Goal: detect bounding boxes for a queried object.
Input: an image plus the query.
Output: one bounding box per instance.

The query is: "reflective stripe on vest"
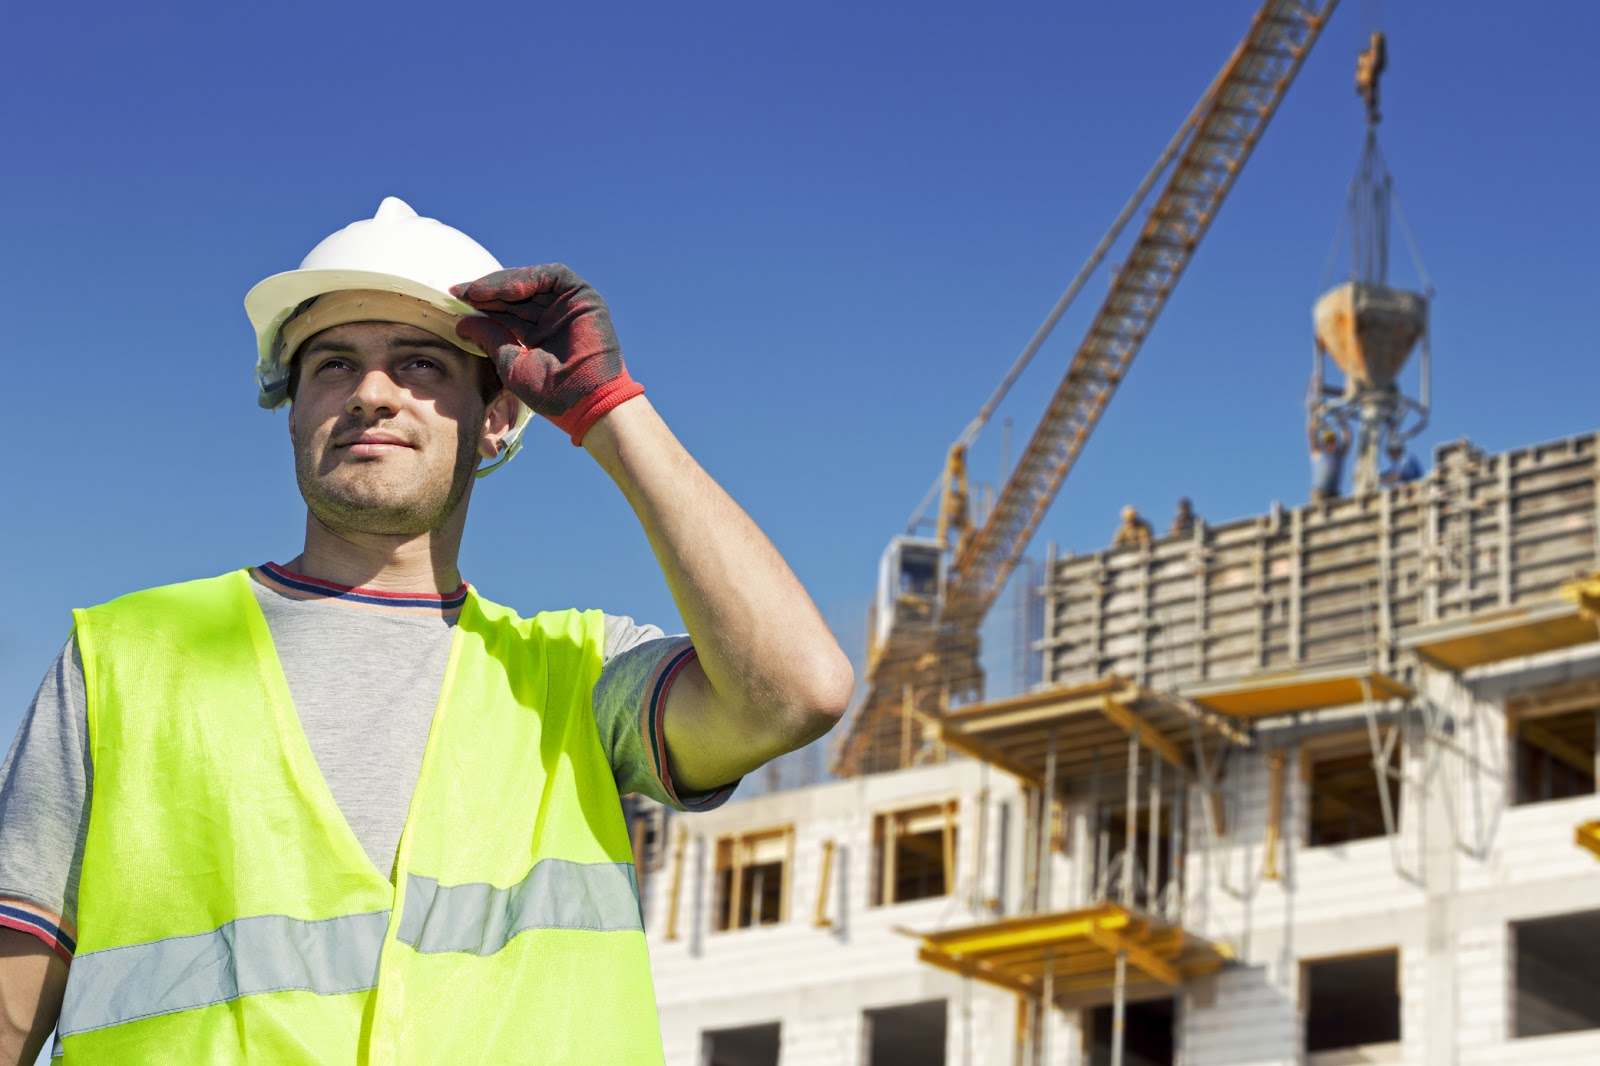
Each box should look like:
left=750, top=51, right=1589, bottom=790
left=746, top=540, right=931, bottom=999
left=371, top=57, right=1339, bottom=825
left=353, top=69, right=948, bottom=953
left=59, top=910, right=389, bottom=1038
left=400, top=860, right=641, bottom=955
left=58, top=860, right=640, bottom=1037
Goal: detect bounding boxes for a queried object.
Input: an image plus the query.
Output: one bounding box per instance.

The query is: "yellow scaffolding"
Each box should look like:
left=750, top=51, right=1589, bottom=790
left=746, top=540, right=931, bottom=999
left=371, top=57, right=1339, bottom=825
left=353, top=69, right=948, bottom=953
left=915, top=902, right=1229, bottom=998
left=1181, top=664, right=1412, bottom=718
left=1577, top=821, right=1600, bottom=861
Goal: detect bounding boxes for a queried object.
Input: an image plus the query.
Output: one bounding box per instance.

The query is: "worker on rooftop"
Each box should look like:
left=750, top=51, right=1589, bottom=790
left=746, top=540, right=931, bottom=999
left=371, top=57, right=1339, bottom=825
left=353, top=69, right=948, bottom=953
left=1310, top=418, right=1350, bottom=503
left=1113, top=505, right=1154, bottom=550
left=1381, top=441, right=1424, bottom=487
left=0, top=198, right=853, bottom=1063
left=1168, top=497, right=1199, bottom=539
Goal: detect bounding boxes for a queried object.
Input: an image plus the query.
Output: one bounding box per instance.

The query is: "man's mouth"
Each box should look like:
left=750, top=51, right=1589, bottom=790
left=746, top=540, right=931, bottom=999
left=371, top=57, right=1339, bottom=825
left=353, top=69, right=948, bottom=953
left=336, top=432, right=414, bottom=457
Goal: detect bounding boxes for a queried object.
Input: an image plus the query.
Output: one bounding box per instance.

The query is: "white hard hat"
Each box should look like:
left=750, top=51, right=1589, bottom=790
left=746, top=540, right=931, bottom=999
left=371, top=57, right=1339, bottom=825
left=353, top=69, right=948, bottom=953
left=245, top=196, right=532, bottom=476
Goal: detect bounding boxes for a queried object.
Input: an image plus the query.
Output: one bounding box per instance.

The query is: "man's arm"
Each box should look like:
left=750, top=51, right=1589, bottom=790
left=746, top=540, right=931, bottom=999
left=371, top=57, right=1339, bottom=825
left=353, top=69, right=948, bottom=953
left=451, top=265, right=854, bottom=792
left=0, top=929, right=65, bottom=1063
left=583, top=397, right=854, bottom=793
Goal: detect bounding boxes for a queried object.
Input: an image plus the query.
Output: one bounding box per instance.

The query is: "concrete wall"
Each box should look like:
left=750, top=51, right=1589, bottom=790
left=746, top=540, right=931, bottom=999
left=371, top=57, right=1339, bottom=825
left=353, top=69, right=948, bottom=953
left=648, top=647, right=1600, bottom=1065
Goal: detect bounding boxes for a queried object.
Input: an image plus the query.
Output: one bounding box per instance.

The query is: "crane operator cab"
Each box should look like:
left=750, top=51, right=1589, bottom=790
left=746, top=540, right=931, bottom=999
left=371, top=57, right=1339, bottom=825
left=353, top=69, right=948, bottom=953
left=874, top=536, right=945, bottom=652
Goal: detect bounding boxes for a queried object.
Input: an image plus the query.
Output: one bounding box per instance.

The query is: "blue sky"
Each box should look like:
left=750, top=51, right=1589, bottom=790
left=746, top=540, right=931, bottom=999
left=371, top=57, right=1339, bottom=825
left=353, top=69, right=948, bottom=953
left=3, top=0, right=1598, bottom=758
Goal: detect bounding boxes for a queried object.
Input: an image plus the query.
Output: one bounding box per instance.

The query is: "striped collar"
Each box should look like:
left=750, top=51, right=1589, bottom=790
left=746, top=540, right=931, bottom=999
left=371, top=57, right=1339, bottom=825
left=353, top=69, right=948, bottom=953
left=251, top=562, right=469, bottom=619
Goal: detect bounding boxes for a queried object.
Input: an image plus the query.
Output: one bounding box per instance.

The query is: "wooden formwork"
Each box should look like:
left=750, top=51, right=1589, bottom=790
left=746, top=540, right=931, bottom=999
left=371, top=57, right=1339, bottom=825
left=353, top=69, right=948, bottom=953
left=1041, top=432, right=1600, bottom=692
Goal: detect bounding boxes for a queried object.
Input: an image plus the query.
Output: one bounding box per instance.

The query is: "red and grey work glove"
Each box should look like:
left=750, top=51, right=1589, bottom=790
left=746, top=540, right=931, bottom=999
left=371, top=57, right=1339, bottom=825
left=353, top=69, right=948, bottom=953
left=451, top=265, right=645, bottom=446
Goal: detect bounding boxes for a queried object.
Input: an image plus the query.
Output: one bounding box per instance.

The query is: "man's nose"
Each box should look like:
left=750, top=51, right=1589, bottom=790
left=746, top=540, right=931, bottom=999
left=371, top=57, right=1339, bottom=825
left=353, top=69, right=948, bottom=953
left=347, top=368, right=403, bottom=418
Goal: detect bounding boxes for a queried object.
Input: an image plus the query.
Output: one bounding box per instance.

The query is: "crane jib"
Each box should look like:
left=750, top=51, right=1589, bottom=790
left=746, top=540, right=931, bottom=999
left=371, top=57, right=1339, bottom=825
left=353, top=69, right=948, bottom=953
left=835, top=0, right=1338, bottom=777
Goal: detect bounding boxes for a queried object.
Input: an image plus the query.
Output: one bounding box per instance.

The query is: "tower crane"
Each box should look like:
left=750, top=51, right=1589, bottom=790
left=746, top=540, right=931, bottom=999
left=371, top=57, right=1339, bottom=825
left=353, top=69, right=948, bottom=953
left=835, top=0, right=1340, bottom=777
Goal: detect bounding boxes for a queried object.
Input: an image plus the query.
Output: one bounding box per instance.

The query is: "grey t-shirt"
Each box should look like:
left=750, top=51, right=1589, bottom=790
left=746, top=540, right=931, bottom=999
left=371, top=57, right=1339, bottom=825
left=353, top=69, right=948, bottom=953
left=0, top=569, right=732, bottom=951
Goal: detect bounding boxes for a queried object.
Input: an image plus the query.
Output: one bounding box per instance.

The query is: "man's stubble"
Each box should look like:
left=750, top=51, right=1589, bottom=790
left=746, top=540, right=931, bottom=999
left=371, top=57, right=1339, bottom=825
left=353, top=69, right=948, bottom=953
left=292, top=410, right=484, bottom=538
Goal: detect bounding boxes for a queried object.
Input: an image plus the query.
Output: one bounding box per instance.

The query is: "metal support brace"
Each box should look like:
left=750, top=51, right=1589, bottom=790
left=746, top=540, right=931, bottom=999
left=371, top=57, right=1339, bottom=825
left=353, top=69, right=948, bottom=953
left=1123, top=734, right=1141, bottom=905
left=1039, top=730, right=1058, bottom=911
left=1360, top=676, right=1422, bottom=886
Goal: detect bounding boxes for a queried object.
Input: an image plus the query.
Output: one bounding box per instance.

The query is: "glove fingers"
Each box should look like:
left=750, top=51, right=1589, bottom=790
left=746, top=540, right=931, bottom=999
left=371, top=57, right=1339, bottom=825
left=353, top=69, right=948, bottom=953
left=454, top=314, right=522, bottom=358
left=452, top=264, right=587, bottom=307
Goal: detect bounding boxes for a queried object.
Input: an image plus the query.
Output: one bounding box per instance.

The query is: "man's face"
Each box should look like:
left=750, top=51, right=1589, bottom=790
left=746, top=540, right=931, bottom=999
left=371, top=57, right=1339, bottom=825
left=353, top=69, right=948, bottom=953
left=287, top=320, right=498, bottom=537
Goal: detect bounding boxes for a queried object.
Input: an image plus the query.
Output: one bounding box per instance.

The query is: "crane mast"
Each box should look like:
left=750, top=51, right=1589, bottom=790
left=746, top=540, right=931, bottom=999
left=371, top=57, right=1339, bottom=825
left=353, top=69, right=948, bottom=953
left=836, top=0, right=1338, bottom=777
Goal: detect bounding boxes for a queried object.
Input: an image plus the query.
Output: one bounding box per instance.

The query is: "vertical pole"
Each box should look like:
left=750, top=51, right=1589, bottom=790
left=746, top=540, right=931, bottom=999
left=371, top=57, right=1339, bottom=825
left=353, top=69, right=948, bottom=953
left=1264, top=750, right=1286, bottom=881
left=1088, top=745, right=1103, bottom=903
left=1123, top=734, right=1140, bottom=905
left=729, top=838, right=745, bottom=930
left=1022, top=789, right=1039, bottom=916
left=1039, top=729, right=1058, bottom=911
left=1147, top=754, right=1163, bottom=909
left=1015, top=996, right=1030, bottom=1066
left=881, top=814, right=898, bottom=908
left=665, top=825, right=687, bottom=941
left=1111, top=950, right=1128, bottom=1066
left=781, top=826, right=795, bottom=922
left=1040, top=948, right=1054, bottom=1066
left=1170, top=771, right=1186, bottom=918
left=944, top=800, right=959, bottom=898
left=901, top=684, right=915, bottom=769
left=972, top=773, right=991, bottom=912
left=815, top=839, right=836, bottom=927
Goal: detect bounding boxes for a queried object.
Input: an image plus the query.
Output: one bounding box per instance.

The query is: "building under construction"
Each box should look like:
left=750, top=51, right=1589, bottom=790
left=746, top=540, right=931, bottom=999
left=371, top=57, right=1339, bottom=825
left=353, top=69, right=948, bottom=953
left=639, top=429, right=1600, bottom=1065
left=628, top=3, right=1600, bottom=1063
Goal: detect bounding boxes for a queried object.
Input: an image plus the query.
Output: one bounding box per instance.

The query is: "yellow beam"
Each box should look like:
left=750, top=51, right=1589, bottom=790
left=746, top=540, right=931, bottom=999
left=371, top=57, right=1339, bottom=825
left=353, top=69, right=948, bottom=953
left=1577, top=820, right=1600, bottom=861
left=937, top=722, right=1044, bottom=786
left=1188, top=671, right=1412, bottom=718
left=1098, top=697, right=1186, bottom=772
left=919, top=906, right=1130, bottom=957
left=1086, top=928, right=1182, bottom=986
left=918, top=946, right=1036, bottom=996
left=814, top=839, right=836, bottom=927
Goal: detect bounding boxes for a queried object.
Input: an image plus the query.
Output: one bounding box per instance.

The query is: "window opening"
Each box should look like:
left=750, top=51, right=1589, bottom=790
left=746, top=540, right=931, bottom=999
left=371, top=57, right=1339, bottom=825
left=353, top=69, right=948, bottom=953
left=1512, top=910, right=1600, bottom=1037
left=1306, top=733, right=1400, bottom=847
left=1085, top=997, right=1175, bottom=1066
left=1303, top=951, right=1400, bottom=1055
left=1511, top=707, right=1596, bottom=806
left=713, top=827, right=791, bottom=931
left=701, top=1021, right=780, bottom=1066
left=865, top=1000, right=947, bottom=1066
left=873, top=801, right=957, bottom=906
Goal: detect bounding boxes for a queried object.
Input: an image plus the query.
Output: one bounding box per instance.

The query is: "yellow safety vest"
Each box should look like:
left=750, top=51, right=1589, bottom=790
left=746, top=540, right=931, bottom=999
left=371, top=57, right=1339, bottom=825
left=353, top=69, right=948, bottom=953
left=57, top=570, right=664, bottom=1064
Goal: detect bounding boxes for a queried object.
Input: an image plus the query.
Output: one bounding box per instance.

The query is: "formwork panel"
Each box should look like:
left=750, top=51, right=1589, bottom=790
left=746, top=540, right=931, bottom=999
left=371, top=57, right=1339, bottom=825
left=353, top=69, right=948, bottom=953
left=1044, top=433, right=1600, bottom=692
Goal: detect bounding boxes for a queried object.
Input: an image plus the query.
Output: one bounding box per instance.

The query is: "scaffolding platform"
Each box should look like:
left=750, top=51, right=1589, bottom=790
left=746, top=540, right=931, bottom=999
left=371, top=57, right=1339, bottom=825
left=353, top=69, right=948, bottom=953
left=1401, top=599, right=1599, bottom=672
left=1180, top=663, right=1412, bottom=718
left=914, top=902, right=1230, bottom=1002
left=935, top=675, right=1247, bottom=795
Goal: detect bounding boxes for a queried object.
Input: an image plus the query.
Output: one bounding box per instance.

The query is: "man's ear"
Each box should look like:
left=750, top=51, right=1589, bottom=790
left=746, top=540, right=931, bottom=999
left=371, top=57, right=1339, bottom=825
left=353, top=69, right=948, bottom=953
left=478, top=390, right=520, bottom=461
left=286, top=403, right=296, bottom=437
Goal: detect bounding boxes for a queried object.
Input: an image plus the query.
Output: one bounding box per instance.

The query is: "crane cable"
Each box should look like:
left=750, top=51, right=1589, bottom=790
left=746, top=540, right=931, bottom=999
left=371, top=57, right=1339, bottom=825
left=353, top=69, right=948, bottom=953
left=905, top=51, right=1231, bottom=535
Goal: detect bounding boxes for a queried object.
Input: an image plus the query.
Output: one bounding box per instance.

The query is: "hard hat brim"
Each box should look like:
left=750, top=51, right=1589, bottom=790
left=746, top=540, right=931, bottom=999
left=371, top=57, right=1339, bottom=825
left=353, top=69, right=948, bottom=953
left=246, top=268, right=481, bottom=369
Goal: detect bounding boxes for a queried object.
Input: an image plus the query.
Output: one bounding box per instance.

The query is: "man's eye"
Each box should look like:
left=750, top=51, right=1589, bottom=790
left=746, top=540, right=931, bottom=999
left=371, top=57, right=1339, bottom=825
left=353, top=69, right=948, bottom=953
left=406, top=357, right=444, bottom=372
left=314, top=357, right=353, bottom=373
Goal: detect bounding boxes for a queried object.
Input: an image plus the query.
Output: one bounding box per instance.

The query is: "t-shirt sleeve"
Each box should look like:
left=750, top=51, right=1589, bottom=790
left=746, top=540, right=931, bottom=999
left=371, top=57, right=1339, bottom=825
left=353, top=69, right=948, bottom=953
left=0, top=636, right=92, bottom=962
left=594, top=616, right=739, bottom=812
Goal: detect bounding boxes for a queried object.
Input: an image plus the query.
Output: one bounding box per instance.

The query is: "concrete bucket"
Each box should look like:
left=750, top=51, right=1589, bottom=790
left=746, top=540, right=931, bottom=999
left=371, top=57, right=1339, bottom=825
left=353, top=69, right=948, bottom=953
left=1313, top=281, right=1427, bottom=396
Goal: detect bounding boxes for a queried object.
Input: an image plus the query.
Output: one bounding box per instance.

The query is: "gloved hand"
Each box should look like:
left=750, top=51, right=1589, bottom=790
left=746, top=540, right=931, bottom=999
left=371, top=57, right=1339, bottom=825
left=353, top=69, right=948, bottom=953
left=451, top=265, right=645, bottom=446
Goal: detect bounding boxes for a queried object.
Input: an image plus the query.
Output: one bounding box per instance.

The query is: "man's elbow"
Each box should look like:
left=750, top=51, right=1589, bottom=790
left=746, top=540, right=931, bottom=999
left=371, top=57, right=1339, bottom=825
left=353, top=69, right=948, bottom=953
left=781, top=648, right=854, bottom=743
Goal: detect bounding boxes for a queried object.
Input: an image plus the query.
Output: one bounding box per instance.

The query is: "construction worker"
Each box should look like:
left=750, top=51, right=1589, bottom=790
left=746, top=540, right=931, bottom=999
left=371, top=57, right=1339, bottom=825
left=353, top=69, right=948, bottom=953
left=1309, top=418, right=1349, bottom=503
left=1168, top=496, right=1198, bottom=539
left=1112, top=505, right=1153, bottom=550
left=0, top=199, right=854, bottom=1063
left=1381, top=441, right=1424, bottom=486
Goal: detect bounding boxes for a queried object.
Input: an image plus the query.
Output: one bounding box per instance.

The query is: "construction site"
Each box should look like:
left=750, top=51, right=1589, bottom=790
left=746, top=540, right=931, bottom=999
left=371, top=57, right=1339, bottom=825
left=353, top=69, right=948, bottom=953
left=625, top=3, right=1600, bottom=1063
